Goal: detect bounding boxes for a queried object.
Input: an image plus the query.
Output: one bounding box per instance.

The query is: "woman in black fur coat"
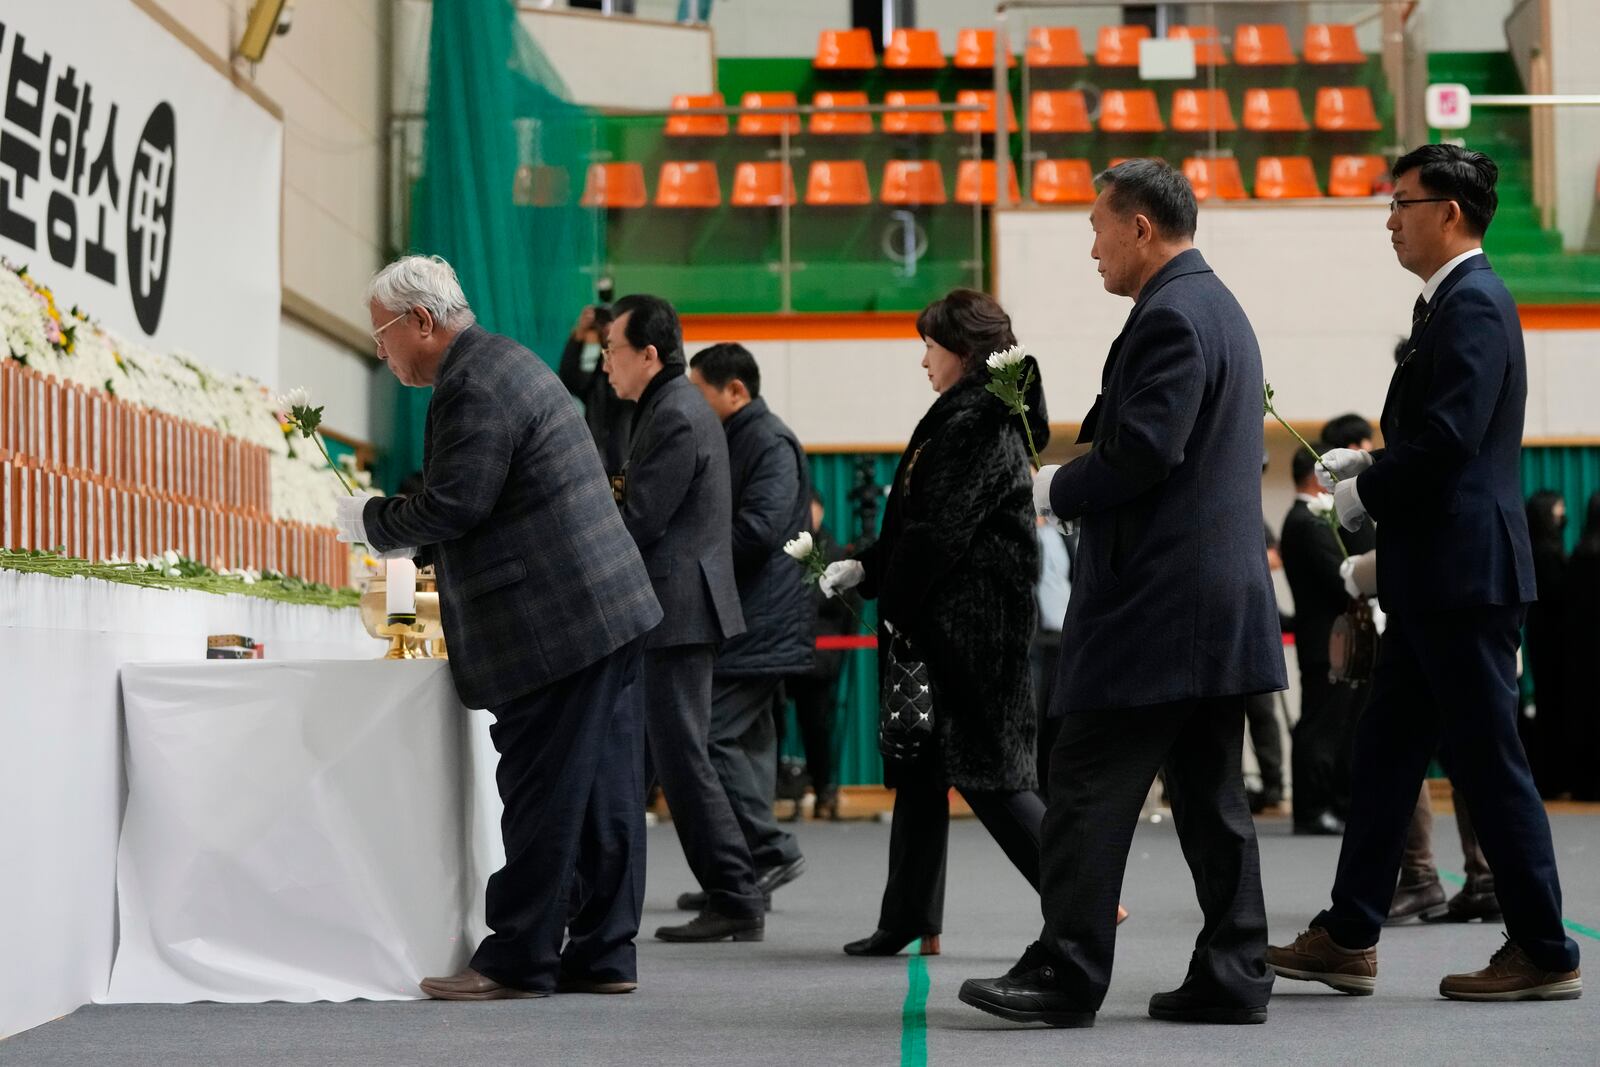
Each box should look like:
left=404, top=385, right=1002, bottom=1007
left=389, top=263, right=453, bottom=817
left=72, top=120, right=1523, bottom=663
left=821, top=289, right=1051, bottom=957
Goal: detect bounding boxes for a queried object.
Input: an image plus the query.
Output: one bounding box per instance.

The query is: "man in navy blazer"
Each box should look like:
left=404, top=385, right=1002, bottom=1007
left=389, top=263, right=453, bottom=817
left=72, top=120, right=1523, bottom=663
left=1269, top=145, right=1581, bottom=1001
left=959, top=159, right=1285, bottom=1029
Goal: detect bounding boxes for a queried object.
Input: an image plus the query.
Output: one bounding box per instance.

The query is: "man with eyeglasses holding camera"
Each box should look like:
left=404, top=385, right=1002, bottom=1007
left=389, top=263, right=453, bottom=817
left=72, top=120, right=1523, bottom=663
left=1269, top=144, right=1581, bottom=1003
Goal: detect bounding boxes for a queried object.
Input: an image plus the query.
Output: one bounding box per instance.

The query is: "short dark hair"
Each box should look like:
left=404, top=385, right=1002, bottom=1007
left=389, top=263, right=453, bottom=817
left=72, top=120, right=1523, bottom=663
left=1319, top=414, right=1373, bottom=450
left=1291, top=445, right=1325, bottom=486
left=915, top=288, right=1017, bottom=370
left=1391, top=143, right=1498, bottom=236
left=611, top=294, right=683, bottom=365
left=1095, top=158, right=1198, bottom=239
left=689, top=342, right=761, bottom=399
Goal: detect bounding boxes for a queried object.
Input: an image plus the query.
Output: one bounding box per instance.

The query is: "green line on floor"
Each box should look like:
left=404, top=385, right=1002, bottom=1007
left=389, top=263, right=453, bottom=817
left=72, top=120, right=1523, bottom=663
left=1440, top=869, right=1600, bottom=941
left=901, top=941, right=931, bottom=1067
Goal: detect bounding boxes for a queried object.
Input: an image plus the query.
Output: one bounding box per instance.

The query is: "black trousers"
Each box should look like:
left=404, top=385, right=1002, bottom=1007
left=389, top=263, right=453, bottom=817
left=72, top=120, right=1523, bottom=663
left=878, top=778, right=1045, bottom=934
left=643, top=645, right=765, bottom=918
left=1244, top=691, right=1284, bottom=795
left=1031, top=632, right=1064, bottom=794
left=1315, top=606, right=1579, bottom=972
left=1293, top=669, right=1360, bottom=821
left=471, top=637, right=647, bottom=991
left=1040, top=696, right=1272, bottom=1011
left=783, top=673, right=838, bottom=795
left=709, top=676, right=802, bottom=870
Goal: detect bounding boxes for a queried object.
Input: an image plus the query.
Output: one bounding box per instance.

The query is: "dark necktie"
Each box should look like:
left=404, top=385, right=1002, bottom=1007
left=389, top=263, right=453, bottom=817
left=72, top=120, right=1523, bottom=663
left=1412, top=295, right=1428, bottom=326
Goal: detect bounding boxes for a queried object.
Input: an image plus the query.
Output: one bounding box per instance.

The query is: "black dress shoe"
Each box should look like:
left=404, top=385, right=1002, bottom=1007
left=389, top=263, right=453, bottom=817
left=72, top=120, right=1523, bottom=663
left=843, top=930, right=940, bottom=957
left=1247, top=788, right=1284, bottom=814
left=655, top=910, right=764, bottom=943
left=1420, top=887, right=1502, bottom=924
left=1386, top=875, right=1447, bottom=924
left=957, top=942, right=1095, bottom=1028
left=1293, top=811, right=1346, bottom=836
left=1149, top=988, right=1267, bottom=1024
left=755, top=856, right=806, bottom=896
left=675, top=889, right=771, bottom=913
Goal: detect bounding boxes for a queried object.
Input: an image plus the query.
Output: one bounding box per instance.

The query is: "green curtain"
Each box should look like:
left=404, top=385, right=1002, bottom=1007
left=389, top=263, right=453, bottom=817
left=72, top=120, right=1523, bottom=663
left=1522, top=445, right=1600, bottom=553
left=390, top=0, right=603, bottom=487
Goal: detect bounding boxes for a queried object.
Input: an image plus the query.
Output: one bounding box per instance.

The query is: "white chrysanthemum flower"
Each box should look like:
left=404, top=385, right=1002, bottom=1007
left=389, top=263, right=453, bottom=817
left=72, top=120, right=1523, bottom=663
left=273, top=386, right=309, bottom=412
left=783, top=531, right=815, bottom=561
left=163, top=548, right=181, bottom=567
left=986, top=344, right=1027, bottom=371
left=1307, top=493, right=1336, bottom=518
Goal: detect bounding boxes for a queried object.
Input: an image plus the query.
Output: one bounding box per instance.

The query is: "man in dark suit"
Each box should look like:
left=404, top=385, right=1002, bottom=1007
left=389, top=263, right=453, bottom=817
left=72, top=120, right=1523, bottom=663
left=959, top=160, right=1285, bottom=1028
left=1268, top=144, right=1581, bottom=1001
left=602, top=295, right=766, bottom=943
left=673, top=343, right=812, bottom=910
left=1279, top=445, right=1371, bottom=835
left=340, top=255, right=663, bottom=1000
left=558, top=303, right=633, bottom=475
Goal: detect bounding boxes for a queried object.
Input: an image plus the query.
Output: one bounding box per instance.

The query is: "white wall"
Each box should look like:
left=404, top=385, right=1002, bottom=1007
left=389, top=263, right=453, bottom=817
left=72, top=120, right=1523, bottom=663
left=145, top=0, right=385, bottom=440
left=1548, top=0, right=1600, bottom=251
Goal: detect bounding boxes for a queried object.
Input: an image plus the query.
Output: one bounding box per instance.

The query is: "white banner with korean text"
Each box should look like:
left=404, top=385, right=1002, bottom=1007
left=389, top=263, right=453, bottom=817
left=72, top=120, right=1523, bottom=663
left=0, top=2, right=282, bottom=383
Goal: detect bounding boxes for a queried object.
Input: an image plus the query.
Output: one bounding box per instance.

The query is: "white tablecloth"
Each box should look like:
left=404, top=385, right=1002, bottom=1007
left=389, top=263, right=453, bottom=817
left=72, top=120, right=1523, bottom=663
left=104, top=659, right=503, bottom=1004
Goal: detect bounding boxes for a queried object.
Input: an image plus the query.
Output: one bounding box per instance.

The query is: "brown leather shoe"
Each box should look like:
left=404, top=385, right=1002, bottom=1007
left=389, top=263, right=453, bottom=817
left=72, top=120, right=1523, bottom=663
left=1386, top=875, right=1448, bottom=924
left=556, top=975, right=639, bottom=994
left=1419, top=887, right=1501, bottom=924
left=419, top=967, right=547, bottom=1001
left=1266, top=928, right=1377, bottom=995
left=1439, top=937, right=1582, bottom=1001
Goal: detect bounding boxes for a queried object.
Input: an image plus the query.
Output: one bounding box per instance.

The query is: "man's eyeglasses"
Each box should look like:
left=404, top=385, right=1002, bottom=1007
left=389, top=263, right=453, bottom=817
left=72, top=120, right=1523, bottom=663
left=1388, top=197, right=1454, bottom=213
left=371, top=311, right=408, bottom=348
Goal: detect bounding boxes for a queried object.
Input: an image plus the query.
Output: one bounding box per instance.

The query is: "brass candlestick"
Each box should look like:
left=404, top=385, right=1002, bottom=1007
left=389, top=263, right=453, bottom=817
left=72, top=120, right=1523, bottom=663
left=360, top=571, right=447, bottom=659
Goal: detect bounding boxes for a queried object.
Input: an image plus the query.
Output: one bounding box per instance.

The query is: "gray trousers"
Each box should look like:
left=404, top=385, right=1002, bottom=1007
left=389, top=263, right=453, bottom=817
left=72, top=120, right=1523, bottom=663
left=643, top=645, right=764, bottom=918
left=710, top=677, right=802, bottom=871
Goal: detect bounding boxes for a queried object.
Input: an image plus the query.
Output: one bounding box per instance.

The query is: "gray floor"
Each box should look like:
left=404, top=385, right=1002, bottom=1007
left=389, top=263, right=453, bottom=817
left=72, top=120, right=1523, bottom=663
left=7, top=812, right=1598, bottom=1066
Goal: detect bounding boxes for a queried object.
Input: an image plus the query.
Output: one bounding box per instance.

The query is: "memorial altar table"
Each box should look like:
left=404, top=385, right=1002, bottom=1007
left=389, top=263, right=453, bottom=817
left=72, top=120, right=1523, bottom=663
left=106, top=659, right=499, bottom=1004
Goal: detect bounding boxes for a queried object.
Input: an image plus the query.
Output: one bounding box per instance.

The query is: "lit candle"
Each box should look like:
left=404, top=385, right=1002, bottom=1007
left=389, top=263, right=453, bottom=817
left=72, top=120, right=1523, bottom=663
left=386, top=557, right=417, bottom=617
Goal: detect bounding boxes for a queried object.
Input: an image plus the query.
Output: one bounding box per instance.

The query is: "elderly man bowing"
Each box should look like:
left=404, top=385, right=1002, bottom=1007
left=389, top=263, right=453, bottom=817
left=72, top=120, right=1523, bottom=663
left=959, top=160, right=1285, bottom=1029
left=336, top=255, right=662, bottom=1000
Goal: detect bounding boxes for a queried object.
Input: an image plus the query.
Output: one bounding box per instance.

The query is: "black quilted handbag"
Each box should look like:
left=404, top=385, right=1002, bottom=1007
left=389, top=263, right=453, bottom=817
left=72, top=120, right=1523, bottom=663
left=878, top=621, right=935, bottom=764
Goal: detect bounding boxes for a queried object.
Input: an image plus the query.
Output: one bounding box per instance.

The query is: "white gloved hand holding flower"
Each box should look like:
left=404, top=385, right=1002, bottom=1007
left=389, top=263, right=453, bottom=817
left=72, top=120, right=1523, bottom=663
left=819, top=559, right=865, bottom=599
left=1314, top=447, right=1374, bottom=490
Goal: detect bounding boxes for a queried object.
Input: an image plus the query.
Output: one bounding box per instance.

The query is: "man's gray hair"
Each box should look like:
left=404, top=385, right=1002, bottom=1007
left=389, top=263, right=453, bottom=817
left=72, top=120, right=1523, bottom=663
left=367, top=255, right=476, bottom=330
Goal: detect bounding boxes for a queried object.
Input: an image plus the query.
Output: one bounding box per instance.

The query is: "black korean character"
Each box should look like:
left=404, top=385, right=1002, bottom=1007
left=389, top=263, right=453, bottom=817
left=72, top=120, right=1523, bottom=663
left=127, top=102, right=174, bottom=333
left=0, top=30, right=51, bottom=249
left=47, top=66, right=87, bottom=268
left=83, top=101, right=118, bottom=284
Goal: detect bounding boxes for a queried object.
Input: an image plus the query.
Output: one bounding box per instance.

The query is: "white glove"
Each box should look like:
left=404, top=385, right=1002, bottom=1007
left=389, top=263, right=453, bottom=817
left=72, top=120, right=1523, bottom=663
left=373, top=545, right=420, bottom=561
left=1340, top=549, right=1378, bottom=598
left=1333, top=477, right=1367, bottom=532
left=819, top=559, right=865, bottom=599
left=1314, top=448, right=1373, bottom=490
left=1033, top=464, right=1061, bottom=520
left=334, top=492, right=373, bottom=545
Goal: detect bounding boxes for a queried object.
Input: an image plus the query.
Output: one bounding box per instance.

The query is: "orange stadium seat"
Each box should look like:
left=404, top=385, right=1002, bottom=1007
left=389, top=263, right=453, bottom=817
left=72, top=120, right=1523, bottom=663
left=1026, top=26, right=1087, bottom=68
left=655, top=161, right=721, bottom=207
left=1304, top=24, right=1365, bottom=65
left=1328, top=154, right=1388, bottom=197
left=809, top=91, right=873, bottom=135
left=1108, top=156, right=1165, bottom=169
left=1255, top=156, right=1323, bottom=198
left=1242, top=88, right=1309, bottom=131
left=881, top=160, right=947, bottom=205
left=1234, top=24, right=1296, bottom=65
left=954, top=28, right=1016, bottom=69
left=814, top=28, right=876, bottom=70
left=955, top=160, right=1022, bottom=205
left=580, top=163, right=647, bottom=209
left=1028, top=90, right=1092, bottom=134
left=1170, top=89, right=1237, bottom=133
left=1096, top=25, right=1151, bottom=66
left=1099, top=89, right=1164, bottom=133
left=954, top=90, right=1018, bottom=134
left=1032, top=159, right=1098, bottom=204
left=1183, top=156, right=1248, bottom=201
left=665, top=93, right=728, bottom=137
left=885, top=28, right=945, bottom=70
left=883, top=90, right=946, bottom=135
left=805, top=160, right=873, bottom=205
left=1315, top=86, right=1382, bottom=131
left=736, top=92, right=801, bottom=136
left=731, top=162, right=796, bottom=206
left=1168, top=25, right=1228, bottom=66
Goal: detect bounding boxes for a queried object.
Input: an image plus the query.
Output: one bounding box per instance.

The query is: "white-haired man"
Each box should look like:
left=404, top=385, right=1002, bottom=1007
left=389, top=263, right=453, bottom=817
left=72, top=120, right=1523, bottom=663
left=337, top=255, right=663, bottom=999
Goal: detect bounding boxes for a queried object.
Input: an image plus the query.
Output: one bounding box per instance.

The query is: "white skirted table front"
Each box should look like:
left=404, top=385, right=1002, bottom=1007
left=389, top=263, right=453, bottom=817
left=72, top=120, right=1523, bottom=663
left=105, top=659, right=504, bottom=1004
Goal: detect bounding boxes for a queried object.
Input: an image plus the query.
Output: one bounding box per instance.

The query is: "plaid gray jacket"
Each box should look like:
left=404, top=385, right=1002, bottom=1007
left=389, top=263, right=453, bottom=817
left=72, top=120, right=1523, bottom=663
left=364, top=326, right=662, bottom=709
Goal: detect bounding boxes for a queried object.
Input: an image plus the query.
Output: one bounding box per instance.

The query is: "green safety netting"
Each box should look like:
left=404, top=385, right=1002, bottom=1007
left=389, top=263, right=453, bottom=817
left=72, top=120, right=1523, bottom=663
left=387, top=0, right=604, bottom=488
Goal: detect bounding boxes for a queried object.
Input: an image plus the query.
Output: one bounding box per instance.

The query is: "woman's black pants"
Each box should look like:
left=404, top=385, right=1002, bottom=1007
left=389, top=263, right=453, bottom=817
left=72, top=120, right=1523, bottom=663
left=876, top=778, right=1045, bottom=934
